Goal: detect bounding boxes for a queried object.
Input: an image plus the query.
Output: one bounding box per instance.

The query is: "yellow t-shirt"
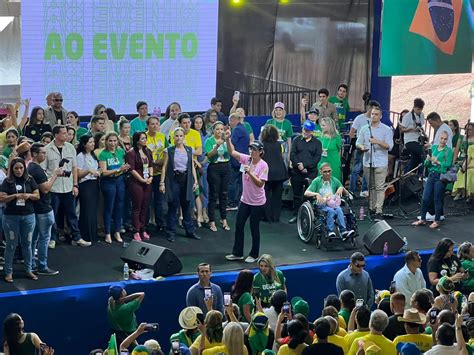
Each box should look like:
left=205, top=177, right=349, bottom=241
left=170, top=128, right=202, bottom=151
left=203, top=344, right=249, bottom=355
left=313, top=334, right=347, bottom=354
left=277, top=343, right=308, bottom=355
left=0, top=130, right=7, bottom=154
left=338, top=315, right=347, bottom=330
left=344, top=330, right=370, bottom=350
left=336, top=327, right=347, bottom=337
left=348, top=333, right=396, bottom=355
left=393, top=333, right=433, bottom=352
left=146, top=131, right=167, bottom=176
left=190, top=334, right=223, bottom=352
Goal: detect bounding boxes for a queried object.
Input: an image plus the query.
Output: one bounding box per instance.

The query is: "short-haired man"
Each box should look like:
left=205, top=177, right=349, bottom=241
left=399, top=98, right=426, bottom=173
left=42, top=125, right=91, bottom=247
left=89, top=115, right=106, bottom=135
left=427, top=112, right=453, bottom=148
left=145, top=116, right=168, bottom=231
left=130, top=101, right=148, bottom=136
left=160, top=102, right=181, bottom=138
left=209, top=97, right=228, bottom=125
left=393, top=250, right=427, bottom=308
left=348, top=310, right=397, bottom=355
left=356, top=105, right=393, bottom=220
left=28, top=143, right=62, bottom=275
left=185, top=263, right=224, bottom=316
left=393, top=308, right=433, bottom=352
left=348, top=100, right=380, bottom=196
left=288, top=120, right=322, bottom=224
left=344, top=306, right=371, bottom=349
left=45, top=92, right=55, bottom=107
left=227, top=113, right=250, bottom=210
left=303, top=317, right=344, bottom=355
left=170, top=113, right=202, bottom=157
left=424, top=323, right=458, bottom=354
left=383, top=292, right=406, bottom=340
left=311, top=88, right=338, bottom=125
left=336, top=252, right=375, bottom=308
left=329, top=84, right=350, bottom=131
left=44, top=92, right=67, bottom=126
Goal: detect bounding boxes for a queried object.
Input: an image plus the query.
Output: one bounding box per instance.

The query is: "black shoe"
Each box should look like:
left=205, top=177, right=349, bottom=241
left=374, top=213, right=384, bottom=222
left=187, top=233, right=201, bottom=240
left=155, top=225, right=164, bottom=232
left=36, top=268, right=59, bottom=276
left=288, top=217, right=297, bottom=224
left=167, top=234, right=175, bottom=242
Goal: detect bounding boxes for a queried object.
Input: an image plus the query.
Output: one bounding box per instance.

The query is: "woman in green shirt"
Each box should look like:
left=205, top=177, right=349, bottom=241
left=231, top=269, right=255, bottom=323
left=205, top=121, right=231, bottom=232
left=66, top=111, right=88, bottom=140
left=412, top=131, right=453, bottom=229
left=317, top=117, right=343, bottom=182
left=265, top=102, right=293, bottom=165
left=252, top=254, right=286, bottom=307
left=2, top=128, right=18, bottom=160
left=457, top=242, right=474, bottom=294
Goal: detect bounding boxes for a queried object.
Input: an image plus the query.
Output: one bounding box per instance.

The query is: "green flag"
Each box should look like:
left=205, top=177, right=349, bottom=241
left=380, top=0, right=472, bottom=76
left=108, top=333, right=118, bottom=355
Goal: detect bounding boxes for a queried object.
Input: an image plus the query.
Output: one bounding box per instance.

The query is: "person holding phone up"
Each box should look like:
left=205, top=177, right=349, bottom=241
left=205, top=121, right=231, bottom=232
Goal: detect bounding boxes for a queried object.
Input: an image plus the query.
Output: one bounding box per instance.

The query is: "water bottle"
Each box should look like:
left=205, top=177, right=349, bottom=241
left=401, top=237, right=408, bottom=252
left=123, top=263, right=129, bottom=281
left=152, top=107, right=159, bottom=117
left=383, top=242, right=389, bottom=258
left=359, top=206, right=365, bottom=221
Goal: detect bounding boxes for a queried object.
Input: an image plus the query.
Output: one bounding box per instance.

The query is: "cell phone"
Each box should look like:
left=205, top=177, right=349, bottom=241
left=252, top=287, right=260, bottom=299
left=196, top=312, right=205, bottom=324
left=282, top=302, right=290, bottom=314
left=303, top=92, right=308, bottom=99
left=389, top=281, right=396, bottom=294
left=204, top=287, right=212, bottom=299
left=224, top=292, right=231, bottom=306
left=429, top=308, right=440, bottom=324
left=233, top=91, right=240, bottom=100
left=171, top=340, right=180, bottom=353
left=463, top=313, right=470, bottom=321
left=221, top=132, right=226, bottom=141
left=144, top=322, right=159, bottom=331
left=356, top=299, right=364, bottom=307
left=120, top=351, right=129, bottom=355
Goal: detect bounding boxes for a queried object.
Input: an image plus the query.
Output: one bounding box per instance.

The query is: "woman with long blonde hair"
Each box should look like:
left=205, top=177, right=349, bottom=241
left=252, top=254, right=287, bottom=307
left=203, top=322, right=248, bottom=355
left=317, top=117, right=343, bottom=181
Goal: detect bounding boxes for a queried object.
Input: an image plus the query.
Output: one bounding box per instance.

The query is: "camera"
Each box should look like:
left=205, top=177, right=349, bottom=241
left=58, top=158, right=71, bottom=177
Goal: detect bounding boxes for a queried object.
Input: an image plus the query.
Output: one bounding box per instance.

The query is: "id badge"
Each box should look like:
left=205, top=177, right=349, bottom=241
left=321, top=149, right=328, bottom=157
left=16, top=198, right=25, bottom=206
left=143, top=163, right=149, bottom=179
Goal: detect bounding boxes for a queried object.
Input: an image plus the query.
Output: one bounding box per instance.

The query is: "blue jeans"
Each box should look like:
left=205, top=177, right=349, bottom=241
left=320, top=205, right=347, bottom=232
left=51, top=192, right=81, bottom=241
left=151, top=176, right=165, bottom=228
left=228, top=166, right=242, bottom=207
left=3, top=213, right=36, bottom=275
left=32, top=210, right=55, bottom=271
left=199, top=163, right=209, bottom=208
left=165, top=175, right=195, bottom=236
left=349, top=150, right=367, bottom=193
left=421, top=171, right=446, bottom=222
left=101, top=175, right=125, bottom=234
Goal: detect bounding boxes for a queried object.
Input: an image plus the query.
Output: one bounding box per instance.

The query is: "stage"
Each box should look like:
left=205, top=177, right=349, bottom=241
left=1, top=197, right=472, bottom=294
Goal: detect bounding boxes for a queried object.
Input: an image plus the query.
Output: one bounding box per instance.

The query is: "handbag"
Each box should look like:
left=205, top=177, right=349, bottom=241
left=440, top=149, right=458, bottom=183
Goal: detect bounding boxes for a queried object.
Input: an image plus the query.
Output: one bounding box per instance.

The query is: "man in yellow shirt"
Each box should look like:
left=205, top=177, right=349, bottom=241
left=169, top=113, right=202, bottom=157
left=146, top=116, right=168, bottom=231
left=344, top=306, right=371, bottom=349
left=393, top=308, right=433, bottom=353
left=313, top=316, right=348, bottom=353
left=348, top=310, right=396, bottom=355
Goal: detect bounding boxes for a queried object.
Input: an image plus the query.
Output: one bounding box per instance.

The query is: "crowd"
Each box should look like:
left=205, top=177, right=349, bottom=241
left=3, top=242, right=473, bottom=354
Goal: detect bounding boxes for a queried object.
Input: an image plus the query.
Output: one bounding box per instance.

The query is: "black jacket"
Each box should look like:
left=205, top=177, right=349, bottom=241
left=290, top=135, right=322, bottom=172
left=262, top=141, right=288, bottom=182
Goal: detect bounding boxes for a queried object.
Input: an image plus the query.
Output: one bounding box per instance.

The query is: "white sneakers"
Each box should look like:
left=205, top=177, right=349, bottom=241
left=225, top=255, right=257, bottom=263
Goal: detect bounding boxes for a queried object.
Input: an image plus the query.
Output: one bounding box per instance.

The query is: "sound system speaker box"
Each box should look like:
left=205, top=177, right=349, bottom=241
left=362, top=220, right=404, bottom=255
left=120, top=240, right=182, bottom=277
left=401, top=176, right=423, bottom=201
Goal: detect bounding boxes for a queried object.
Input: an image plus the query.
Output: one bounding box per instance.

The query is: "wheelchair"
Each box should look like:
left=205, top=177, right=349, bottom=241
left=296, top=197, right=359, bottom=249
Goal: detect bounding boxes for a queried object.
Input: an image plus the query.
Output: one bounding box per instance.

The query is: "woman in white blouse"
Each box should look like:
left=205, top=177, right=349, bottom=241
left=76, top=134, right=101, bottom=243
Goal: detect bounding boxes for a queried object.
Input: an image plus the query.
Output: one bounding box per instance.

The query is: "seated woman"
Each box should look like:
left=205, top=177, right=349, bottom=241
left=304, top=162, right=355, bottom=239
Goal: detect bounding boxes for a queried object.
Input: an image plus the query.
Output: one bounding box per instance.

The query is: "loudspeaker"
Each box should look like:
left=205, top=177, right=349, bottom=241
left=362, top=220, right=404, bottom=255
left=120, top=240, right=182, bottom=277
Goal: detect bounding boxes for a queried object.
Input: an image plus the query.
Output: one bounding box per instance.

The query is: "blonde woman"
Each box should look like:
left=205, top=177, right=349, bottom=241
left=190, top=310, right=224, bottom=355
left=252, top=254, right=287, bottom=307
left=203, top=322, right=248, bottom=355
left=317, top=117, right=343, bottom=181
left=265, top=102, right=293, bottom=164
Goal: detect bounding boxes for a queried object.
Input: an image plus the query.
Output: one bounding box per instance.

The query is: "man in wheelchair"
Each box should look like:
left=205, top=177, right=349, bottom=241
left=303, top=163, right=355, bottom=240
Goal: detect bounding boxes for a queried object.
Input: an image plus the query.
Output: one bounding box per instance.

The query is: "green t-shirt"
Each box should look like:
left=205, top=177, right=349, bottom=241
left=462, top=259, right=474, bottom=292
left=170, top=329, right=200, bottom=349
left=76, top=127, right=89, bottom=140
left=338, top=309, right=351, bottom=328
left=2, top=145, right=13, bottom=159
left=243, top=121, right=253, bottom=135
left=107, top=298, right=141, bottom=333
left=265, top=118, right=293, bottom=142
left=130, top=116, right=148, bottom=136
left=252, top=269, right=286, bottom=306
left=99, top=148, right=126, bottom=174
left=329, top=96, right=350, bottom=130
left=307, top=176, right=343, bottom=196
left=205, top=136, right=230, bottom=164
left=237, top=292, right=255, bottom=322
left=424, top=145, right=453, bottom=173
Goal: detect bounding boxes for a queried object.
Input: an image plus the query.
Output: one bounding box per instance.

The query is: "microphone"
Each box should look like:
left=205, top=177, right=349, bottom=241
left=367, top=119, right=373, bottom=138
left=245, top=157, right=252, bottom=174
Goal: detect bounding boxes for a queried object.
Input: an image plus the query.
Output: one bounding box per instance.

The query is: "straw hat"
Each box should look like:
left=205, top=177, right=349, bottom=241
left=397, top=308, right=427, bottom=324
left=178, top=306, right=203, bottom=329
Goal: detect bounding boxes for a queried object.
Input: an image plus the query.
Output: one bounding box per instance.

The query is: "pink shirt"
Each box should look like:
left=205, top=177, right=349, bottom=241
left=239, top=153, right=268, bottom=206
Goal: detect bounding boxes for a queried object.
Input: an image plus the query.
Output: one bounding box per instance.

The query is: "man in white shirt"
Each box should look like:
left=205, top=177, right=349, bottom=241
left=424, top=323, right=459, bottom=354
left=427, top=112, right=453, bottom=148
left=393, top=251, right=426, bottom=309
left=160, top=102, right=181, bottom=138
left=399, top=98, right=426, bottom=173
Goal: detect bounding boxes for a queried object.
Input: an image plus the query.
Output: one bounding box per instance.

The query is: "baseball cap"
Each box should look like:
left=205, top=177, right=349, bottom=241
left=108, top=283, right=125, bottom=300
left=437, top=276, right=455, bottom=293
left=249, top=140, right=264, bottom=151
left=274, top=102, right=285, bottom=110
left=291, top=296, right=309, bottom=317
left=396, top=342, right=422, bottom=355
left=302, top=120, right=315, bottom=131
left=307, top=108, right=319, bottom=115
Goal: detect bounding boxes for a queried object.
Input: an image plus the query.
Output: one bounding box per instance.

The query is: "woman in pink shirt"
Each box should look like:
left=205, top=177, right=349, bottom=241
left=225, top=131, right=268, bottom=263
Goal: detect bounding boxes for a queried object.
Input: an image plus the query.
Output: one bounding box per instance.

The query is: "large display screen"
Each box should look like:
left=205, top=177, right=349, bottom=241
left=21, top=0, right=219, bottom=115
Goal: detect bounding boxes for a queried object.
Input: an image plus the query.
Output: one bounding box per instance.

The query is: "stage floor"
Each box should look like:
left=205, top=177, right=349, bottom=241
left=1, top=197, right=473, bottom=293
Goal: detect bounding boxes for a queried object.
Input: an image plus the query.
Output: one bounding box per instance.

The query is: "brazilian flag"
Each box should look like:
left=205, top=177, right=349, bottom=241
left=108, top=333, right=118, bottom=355
left=380, top=0, right=472, bottom=76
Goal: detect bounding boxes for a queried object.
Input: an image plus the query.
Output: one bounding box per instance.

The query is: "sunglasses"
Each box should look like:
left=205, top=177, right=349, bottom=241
left=322, top=170, right=332, bottom=174
left=54, top=99, right=63, bottom=102
left=354, top=263, right=366, bottom=268
left=99, top=110, right=106, bottom=114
